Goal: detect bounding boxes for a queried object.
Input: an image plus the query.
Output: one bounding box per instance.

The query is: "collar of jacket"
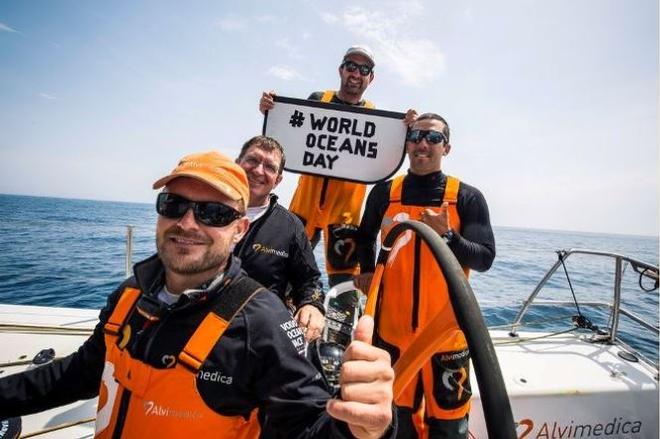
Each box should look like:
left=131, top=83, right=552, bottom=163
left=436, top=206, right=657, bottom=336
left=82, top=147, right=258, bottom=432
left=131, top=253, right=245, bottom=305
left=406, top=169, right=446, bottom=188
left=267, top=193, right=279, bottom=210
left=246, top=193, right=279, bottom=229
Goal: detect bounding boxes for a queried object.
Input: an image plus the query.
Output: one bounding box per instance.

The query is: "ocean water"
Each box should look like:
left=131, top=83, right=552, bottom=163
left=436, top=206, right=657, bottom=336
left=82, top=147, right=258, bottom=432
left=1, top=193, right=658, bottom=361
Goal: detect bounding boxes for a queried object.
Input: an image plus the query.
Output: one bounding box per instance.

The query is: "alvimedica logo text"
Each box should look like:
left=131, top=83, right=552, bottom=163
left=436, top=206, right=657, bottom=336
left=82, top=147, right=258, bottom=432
left=515, top=417, right=643, bottom=438
left=252, top=243, right=289, bottom=258
left=143, top=400, right=203, bottom=420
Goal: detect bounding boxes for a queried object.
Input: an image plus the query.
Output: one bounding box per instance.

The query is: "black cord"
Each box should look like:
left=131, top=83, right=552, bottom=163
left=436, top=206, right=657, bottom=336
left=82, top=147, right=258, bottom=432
left=557, top=251, right=598, bottom=331
left=557, top=251, right=582, bottom=317
left=638, top=267, right=659, bottom=292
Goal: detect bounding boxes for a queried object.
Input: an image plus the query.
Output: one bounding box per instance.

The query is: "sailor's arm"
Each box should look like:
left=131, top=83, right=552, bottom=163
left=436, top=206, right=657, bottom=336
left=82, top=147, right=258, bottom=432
left=288, top=218, right=326, bottom=341
left=259, top=90, right=276, bottom=114
left=326, top=315, right=396, bottom=439
left=354, top=182, right=391, bottom=293
left=249, top=298, right=395, bottom=438
left=0, top=329, right=105, bottom=417
left=448, top=185, right=496, bottom=272
left=287, top=214, right=325, bottom=311
left=0, top=288, right=121, bottom=416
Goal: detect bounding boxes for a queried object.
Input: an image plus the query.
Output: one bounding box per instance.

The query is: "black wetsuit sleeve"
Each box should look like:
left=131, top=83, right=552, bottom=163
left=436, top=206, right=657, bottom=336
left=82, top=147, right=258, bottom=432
left=451, top=185, right=496, bottom=272
left=356, top=181, right=391, bottom=273
left=356, top=174, right=495, bottom=273
left=0, top=287, right=122, bottom=417
left=288, top=220, right=325, bottom=314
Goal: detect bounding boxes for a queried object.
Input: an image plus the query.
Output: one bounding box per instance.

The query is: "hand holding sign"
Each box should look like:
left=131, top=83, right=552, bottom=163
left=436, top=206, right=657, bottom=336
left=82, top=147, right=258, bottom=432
left=259, top=90, right=276, bottom=115
left=263, top=96, right=408, bottom=183
left=404, top=108, right=418, bottom=127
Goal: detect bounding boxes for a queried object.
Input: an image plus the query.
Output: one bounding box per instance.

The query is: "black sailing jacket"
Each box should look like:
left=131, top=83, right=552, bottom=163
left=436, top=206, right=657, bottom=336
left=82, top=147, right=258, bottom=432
left=0, top=255, right=378, bottom=438
left=234, top=194, right=325, bottom=314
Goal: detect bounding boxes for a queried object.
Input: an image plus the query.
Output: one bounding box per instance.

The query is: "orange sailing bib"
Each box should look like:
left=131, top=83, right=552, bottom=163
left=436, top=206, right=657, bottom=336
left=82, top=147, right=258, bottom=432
left=375, top=175, right=471, bottom=420
left=97, top=282, right=263, bottom=438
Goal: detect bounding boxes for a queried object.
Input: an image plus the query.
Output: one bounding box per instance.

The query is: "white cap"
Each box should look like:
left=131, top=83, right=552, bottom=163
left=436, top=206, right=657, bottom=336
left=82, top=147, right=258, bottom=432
left=344, top=45, right=375, bottom=67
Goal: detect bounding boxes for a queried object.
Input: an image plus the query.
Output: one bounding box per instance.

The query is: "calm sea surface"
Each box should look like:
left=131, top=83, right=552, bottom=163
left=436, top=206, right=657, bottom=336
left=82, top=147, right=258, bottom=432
left=1, top=194, right=658, bottom=361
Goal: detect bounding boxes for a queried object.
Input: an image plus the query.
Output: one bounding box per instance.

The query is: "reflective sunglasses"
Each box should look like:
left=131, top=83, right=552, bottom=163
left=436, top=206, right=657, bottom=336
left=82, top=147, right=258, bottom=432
left=341, top=60, right=373, bottom=76
left=156, top=193, right=242, bottom=227
left=406, top=129, right=447, bottom=145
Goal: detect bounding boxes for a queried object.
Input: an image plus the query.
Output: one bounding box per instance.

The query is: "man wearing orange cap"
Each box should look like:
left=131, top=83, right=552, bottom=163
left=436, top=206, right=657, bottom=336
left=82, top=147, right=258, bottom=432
left=260, top=45, right=383, bottom=287
left=0, top=151, right=396, bottom=438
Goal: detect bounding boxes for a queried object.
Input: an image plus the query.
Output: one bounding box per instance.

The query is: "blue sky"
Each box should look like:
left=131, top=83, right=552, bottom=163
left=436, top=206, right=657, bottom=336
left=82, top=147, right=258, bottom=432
left=0, top=0, right=657, bottom=236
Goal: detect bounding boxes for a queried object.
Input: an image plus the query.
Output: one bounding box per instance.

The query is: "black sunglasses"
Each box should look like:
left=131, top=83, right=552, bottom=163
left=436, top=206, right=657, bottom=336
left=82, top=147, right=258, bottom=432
left=156, top=193, right=242, bottom=227
left=406, top=129, right=447, bottom=145
left=341, top=60, right=373, bottom=76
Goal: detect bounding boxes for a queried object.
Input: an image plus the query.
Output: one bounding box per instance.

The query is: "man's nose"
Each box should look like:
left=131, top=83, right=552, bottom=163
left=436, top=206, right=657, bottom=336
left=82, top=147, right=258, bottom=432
left=177, top=208, right=199, bottom=227
left=348, top=69, right=361, bottom=79
left=417, top=138, right=432, bottom=148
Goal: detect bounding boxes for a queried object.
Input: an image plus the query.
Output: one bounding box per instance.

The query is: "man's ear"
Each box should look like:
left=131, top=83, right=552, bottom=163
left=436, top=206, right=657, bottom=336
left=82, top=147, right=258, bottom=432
left=443, top=143, right=452, bottom=156
left=273, top=173, right=283, bottom=188
left=233, top=217, right=250, bottom=243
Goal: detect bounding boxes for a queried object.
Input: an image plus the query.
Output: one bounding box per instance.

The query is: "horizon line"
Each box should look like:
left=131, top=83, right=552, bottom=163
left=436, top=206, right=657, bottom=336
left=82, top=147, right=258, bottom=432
left=1, top=191, right=658, bottom=241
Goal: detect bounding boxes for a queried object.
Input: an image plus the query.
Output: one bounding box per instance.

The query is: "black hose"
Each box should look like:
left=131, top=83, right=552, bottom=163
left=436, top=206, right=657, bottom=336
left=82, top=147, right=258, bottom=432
left=382, top=220, right=516, bottom=439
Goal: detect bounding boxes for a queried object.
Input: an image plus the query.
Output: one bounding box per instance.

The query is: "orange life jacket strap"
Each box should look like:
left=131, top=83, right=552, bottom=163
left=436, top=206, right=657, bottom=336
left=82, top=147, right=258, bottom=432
left=179, top=277, right=266, bottom=372
left=321, top=90, right=374, bottom=108
left=179, top=313, right=230, bottom=371
left=390, top=175, right=459, bottom=205
left=104, top=287, right=141, bottom=336
left=321, top=90, right=334, bottom=103
left=389, top=175, right=405, bottom=203
left=443, top=176, right=460, bottom=204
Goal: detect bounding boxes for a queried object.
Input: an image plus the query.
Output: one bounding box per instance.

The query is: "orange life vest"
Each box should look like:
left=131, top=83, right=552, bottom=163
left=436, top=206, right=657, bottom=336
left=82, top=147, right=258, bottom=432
left=375, top=174, right=471, bottom=421
left=289, top=90, right=374, bottom=239
left=95, top=282, right=263, bottom=438
left=289, top=90, right=374, bottom=274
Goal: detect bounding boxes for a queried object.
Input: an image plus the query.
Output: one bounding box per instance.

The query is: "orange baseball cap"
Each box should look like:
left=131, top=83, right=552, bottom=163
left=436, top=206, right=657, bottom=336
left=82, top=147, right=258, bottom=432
left=153, top=151, right=249, bottom=212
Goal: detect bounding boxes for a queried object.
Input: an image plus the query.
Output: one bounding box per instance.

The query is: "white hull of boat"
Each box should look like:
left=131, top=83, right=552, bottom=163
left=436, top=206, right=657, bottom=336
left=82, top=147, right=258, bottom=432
left=1, top=304, right=657, bottom=438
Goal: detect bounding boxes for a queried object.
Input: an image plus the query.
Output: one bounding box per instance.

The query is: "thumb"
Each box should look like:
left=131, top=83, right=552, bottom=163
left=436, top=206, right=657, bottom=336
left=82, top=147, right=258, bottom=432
left=441, top=202, right=449, bottom=211
left=353, top=315, right=374, bottom=345
left=422, top=207, right=435, bottom=216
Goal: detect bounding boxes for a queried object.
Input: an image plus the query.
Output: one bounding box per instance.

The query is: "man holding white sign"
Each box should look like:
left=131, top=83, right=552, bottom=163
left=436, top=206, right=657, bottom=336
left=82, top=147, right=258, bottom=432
left=260, top=45, right=415, bottom=287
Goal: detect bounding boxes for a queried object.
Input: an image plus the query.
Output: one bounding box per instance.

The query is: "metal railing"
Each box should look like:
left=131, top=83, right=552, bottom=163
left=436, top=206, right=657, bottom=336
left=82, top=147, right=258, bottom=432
left=508, top=248, right=659, bottom=367
left=125, top=225, right=134, bottom=278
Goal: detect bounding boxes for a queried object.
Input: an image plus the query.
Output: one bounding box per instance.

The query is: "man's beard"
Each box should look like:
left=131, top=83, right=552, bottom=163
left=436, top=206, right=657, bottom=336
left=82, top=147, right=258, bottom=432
left=157, top=228, right=228, bottom=275
left=341, top=79, right=364, bottom=97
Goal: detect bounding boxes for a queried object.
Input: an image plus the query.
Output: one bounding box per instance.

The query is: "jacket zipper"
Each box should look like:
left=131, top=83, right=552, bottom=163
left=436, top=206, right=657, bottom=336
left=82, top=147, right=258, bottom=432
left=412, top=235, right=421, bottom=331
left=143, top=310, right=169, bottom=359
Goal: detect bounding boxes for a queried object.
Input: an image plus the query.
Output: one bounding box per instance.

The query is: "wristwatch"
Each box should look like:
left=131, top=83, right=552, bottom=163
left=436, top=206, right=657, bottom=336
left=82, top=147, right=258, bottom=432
left=443, top=229, right=456, bottom=243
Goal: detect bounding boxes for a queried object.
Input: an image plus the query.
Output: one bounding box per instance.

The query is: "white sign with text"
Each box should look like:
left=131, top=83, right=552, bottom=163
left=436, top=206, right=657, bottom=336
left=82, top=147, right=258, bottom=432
left=263, top=96, right=407, bottom=183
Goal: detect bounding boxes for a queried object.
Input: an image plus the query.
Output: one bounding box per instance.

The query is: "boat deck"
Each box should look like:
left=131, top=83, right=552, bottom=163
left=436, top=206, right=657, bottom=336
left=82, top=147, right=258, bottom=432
left=469, top=330, right=658, bottom=438
left=1, top=305, right=658, bottom=438
left=0, top=304, right=98, bottom=438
